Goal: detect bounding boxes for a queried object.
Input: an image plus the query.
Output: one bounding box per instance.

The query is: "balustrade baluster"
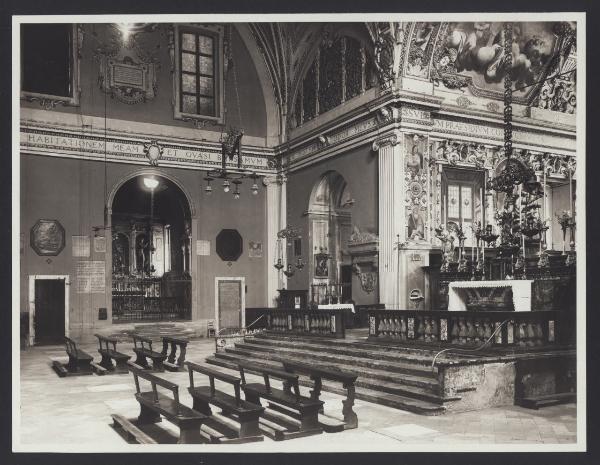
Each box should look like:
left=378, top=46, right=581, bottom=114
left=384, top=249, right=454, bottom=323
left=417, top=316, right=425, bottom=341
left=424, top=318, right=432, bottom=342
left=517, top=322, right=527, bottom=347
left=450, top=318, right=459, bottom=343
left=526, top=321, right=536, bottom=347
left=400, top=317, right=407, bottom=340
left=392, top=316, right=400, bottom=339
left=431, top=318, right=439, bottom=342
left=533, top=321, right=544, bottom=346
left=465, top=319, right=475, bottom=344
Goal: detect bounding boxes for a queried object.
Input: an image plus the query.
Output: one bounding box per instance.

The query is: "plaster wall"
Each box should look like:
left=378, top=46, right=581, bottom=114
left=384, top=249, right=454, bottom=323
left=20, top=154, right=269, bottom=339
left=285, top=143, right=379, bottom=305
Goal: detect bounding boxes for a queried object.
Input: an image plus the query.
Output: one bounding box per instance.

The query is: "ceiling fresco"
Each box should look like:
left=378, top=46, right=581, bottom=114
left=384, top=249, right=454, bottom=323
left=406, top=21, right=576, bottom=103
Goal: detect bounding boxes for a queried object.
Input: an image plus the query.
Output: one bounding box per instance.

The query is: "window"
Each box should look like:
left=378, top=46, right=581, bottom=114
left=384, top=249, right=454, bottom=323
left=20, top=23, right=80, bottom=106
left=293, top=36, right=375, bottom=127
left=442, top=169, right=484, bottom=247
left=173, top=25, right=223, bottom=123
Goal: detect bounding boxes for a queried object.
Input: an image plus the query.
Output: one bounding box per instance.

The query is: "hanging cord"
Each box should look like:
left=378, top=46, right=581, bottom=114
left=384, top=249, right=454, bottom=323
left=430, top=319, right=511, bottom=374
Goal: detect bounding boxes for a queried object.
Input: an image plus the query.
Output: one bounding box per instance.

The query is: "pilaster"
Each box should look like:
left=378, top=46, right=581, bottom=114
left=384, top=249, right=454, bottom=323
left=263, top=175, right=287, bottom=306
left=373, top=131, right=404, bottom=308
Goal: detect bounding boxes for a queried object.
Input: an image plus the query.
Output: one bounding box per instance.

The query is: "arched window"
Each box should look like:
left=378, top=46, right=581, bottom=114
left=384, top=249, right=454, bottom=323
left=293, top=36, right=376, bottom=127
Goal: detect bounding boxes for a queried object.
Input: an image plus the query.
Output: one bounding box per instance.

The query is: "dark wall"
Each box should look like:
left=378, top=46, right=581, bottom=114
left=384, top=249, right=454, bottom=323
left=284, top=143, right=379, bottom=305
left=21, top=154, right=269, bottom=334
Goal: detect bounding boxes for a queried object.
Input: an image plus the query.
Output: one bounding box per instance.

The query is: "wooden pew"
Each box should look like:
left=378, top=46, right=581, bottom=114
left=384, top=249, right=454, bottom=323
left=238, top=361, right=324, bottom=440
left=127, top=361, right=206, bottom=444
left=282, top=360, right=359, bottom=431
left=52, top=336, right=94, bottom=377
left=161, top=336, right=188, bottom=372
left=132, top=335, right=167, bottom=372
left=94, top=334, right=131, bottom=374
left=186, top=361, right=264, bottom=443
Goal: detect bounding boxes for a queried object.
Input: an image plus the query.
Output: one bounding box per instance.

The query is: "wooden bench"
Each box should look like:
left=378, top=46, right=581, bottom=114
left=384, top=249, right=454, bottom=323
left=52, top=337, right=94, bottom=377
left=186, top=361, right=264, bottom=443
left=132, top=335, right=167, bottom=371
left=282, top=360, right=359, bottom=431
left=238, top=361, right=323, bottom=440
left=111, top=414, right=157, bottom=444
left=94, top=334, right=131, bottom=374
left=161, top=336, right=188, bottom=372
left=127, top=361, right=206, bottom=444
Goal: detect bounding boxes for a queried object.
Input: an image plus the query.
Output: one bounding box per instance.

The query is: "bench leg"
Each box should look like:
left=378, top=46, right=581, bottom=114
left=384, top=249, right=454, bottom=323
left=178, top=422, right=204, bottom=444
left=114, top=358, right=130, bottom=373
left=192, top=398, right=213, bottom=416
left=66, top=356, right=92, bottom=374
left=152, top=359, right=165, bottom=372
left=137, top=403, right=162, bottom=425
left=168, top=342, right=177, bottom=365
left=134, top=354, right=150, bottom=369
left=177, top=344, right=187, bottom=368
left=243, top=391, right=262, bottom=406
left=238, top=412, right=262, bottom=438
left=99, top=354, right=115, bottom=371
left=298, top=405, right=321, bottom=432
left=342, top=383, right=358, bottom=429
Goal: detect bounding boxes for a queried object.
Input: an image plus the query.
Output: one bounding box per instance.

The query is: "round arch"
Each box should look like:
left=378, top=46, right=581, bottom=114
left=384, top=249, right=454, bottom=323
left=107, top=168, right=196, bottom=219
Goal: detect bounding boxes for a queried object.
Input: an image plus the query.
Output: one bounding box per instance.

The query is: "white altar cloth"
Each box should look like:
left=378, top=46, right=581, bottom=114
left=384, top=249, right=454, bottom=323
left=447, top=280, right=533, bottom=312
left=318, top=303, right=356, bottom=313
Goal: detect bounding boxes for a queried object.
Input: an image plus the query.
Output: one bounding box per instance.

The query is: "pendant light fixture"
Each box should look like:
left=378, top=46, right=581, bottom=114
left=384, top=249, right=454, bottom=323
left=202, top=25, right=261, bottom=199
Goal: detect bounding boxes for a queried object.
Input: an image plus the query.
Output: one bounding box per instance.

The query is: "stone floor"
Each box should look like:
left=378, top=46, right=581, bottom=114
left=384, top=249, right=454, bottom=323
left=15, top=336, right=579, bottom=452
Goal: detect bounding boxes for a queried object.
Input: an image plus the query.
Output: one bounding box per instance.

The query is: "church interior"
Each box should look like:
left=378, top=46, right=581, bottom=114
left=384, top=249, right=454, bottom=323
left=16, top=19, right=582, bottom=450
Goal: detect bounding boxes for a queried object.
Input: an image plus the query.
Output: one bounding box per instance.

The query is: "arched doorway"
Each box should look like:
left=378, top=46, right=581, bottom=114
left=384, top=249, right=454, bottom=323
left=307, top=171, right=354, bottom=304
left=110, top=175, right=192, bottom=322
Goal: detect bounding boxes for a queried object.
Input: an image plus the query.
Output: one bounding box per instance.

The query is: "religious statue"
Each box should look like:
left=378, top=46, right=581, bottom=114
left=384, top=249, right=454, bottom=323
left=407, top=204, right=425, bottom=240
left=135, top=233, right=150, bottom=274
left=406, top=144, right=423, bottom=174
left=435, top=224, right=456, bottom=272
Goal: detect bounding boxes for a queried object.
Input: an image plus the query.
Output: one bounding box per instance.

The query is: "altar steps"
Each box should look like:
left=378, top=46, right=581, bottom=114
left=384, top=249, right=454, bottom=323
left=205, top=333, right=458, bottom=415
left=206, top=354, right=447, bottom=415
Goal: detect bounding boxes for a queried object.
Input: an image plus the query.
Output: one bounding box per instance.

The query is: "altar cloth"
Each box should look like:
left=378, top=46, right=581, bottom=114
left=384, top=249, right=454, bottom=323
left=318, top=303, right=356, bottom=313
left=448, top=280, right=533, bottom=312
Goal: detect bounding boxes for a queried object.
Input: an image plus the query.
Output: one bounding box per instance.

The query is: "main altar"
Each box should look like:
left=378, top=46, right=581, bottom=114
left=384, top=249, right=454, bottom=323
left=448, top=280, right=533, bottom=312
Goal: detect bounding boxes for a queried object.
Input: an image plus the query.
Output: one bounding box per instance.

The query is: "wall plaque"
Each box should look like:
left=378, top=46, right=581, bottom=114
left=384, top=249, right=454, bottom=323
left=216, top=229, right=243, bottom=262
left=94, top=236, right=106, bottom=253
left=248, top=241, right=263, bottom=258
left=75, top=260, right=105, bottom=294
left=30, top=219, right=65, bottom=256
left=72, top=235, right=91, bottom=257
left=196, top=240, right=210, bottom=256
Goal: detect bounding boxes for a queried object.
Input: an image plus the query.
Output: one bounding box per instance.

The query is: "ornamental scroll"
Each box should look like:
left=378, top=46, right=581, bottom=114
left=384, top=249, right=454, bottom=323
left=404, top=134, right=429, bottom=243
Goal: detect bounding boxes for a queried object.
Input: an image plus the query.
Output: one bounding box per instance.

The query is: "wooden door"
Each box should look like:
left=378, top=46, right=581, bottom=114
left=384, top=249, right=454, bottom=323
left=217, top=280, right=242, bottom=331
left=34, top=279, right=65, bottom=344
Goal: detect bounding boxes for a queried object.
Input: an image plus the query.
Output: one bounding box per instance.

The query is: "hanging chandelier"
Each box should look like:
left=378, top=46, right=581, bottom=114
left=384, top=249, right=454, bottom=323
left=202, top=26, right=261, bottom=199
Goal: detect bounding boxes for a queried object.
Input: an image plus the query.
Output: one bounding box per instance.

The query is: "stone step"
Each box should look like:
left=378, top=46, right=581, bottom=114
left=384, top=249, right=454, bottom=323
left=227, top=345, right=441, bottom=391
left=205, top=355, right=446, bottom=416
left=215, top=349, right=451, bottom=404
left=244, top=335, right=456, bottom=366
left=254, top=332, right=470, bottom=357
left=230, top=342, right=438, bottom=378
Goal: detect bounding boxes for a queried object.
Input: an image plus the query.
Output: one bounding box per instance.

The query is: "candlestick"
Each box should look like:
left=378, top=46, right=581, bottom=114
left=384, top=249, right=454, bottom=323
left=569, top=168, right=574, bottom=219
left=480, top=187, right=484, bottom=227
left=443, top=194, right=447, bottom=226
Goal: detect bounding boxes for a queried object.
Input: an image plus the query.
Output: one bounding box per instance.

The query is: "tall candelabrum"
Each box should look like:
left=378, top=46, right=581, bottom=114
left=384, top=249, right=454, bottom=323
left=556, top=210, right=576, bottom=267
left=456, top=224, right=468, bottom=272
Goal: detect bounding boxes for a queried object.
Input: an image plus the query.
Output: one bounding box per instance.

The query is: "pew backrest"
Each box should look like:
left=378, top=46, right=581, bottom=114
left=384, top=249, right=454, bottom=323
left=127, top=361, right=181, bottom=414
left=238, top=361, right=300, bottom=399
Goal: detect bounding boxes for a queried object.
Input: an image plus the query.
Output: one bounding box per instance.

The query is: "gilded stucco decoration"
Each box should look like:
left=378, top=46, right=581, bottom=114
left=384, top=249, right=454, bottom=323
left=405, top=134, right=429, bottom=243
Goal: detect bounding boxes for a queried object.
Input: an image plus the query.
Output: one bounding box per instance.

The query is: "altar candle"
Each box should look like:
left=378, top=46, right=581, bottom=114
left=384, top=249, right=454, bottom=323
left=569, top=168, right=574, bottom=218
left=480, top=188, right=484, bottom=227
left=443, top=194, right=447, bottom=225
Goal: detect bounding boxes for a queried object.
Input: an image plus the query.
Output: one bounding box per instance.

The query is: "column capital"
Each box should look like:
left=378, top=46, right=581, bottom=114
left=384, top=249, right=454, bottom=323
left=262, top=174, right=287, bottom=187
left=372, top=133, right=400, bottom=152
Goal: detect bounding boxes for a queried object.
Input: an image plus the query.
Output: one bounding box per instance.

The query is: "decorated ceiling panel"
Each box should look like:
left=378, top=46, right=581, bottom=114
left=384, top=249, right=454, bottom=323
left=405, top=21, right=576, bottom=106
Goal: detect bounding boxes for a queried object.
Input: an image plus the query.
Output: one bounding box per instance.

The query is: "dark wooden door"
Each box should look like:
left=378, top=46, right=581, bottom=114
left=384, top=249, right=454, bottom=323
left=34, top=279, right=65, bottom=344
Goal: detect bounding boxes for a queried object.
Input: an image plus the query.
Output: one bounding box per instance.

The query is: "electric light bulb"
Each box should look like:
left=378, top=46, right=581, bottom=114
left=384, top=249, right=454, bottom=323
left=204, top=184, right=212, bottom=195
left=223, top=179, right=230, bottom=193
left=251, top=183, right=259, bottom=195
left=233, top=191, right=240, bottom=200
